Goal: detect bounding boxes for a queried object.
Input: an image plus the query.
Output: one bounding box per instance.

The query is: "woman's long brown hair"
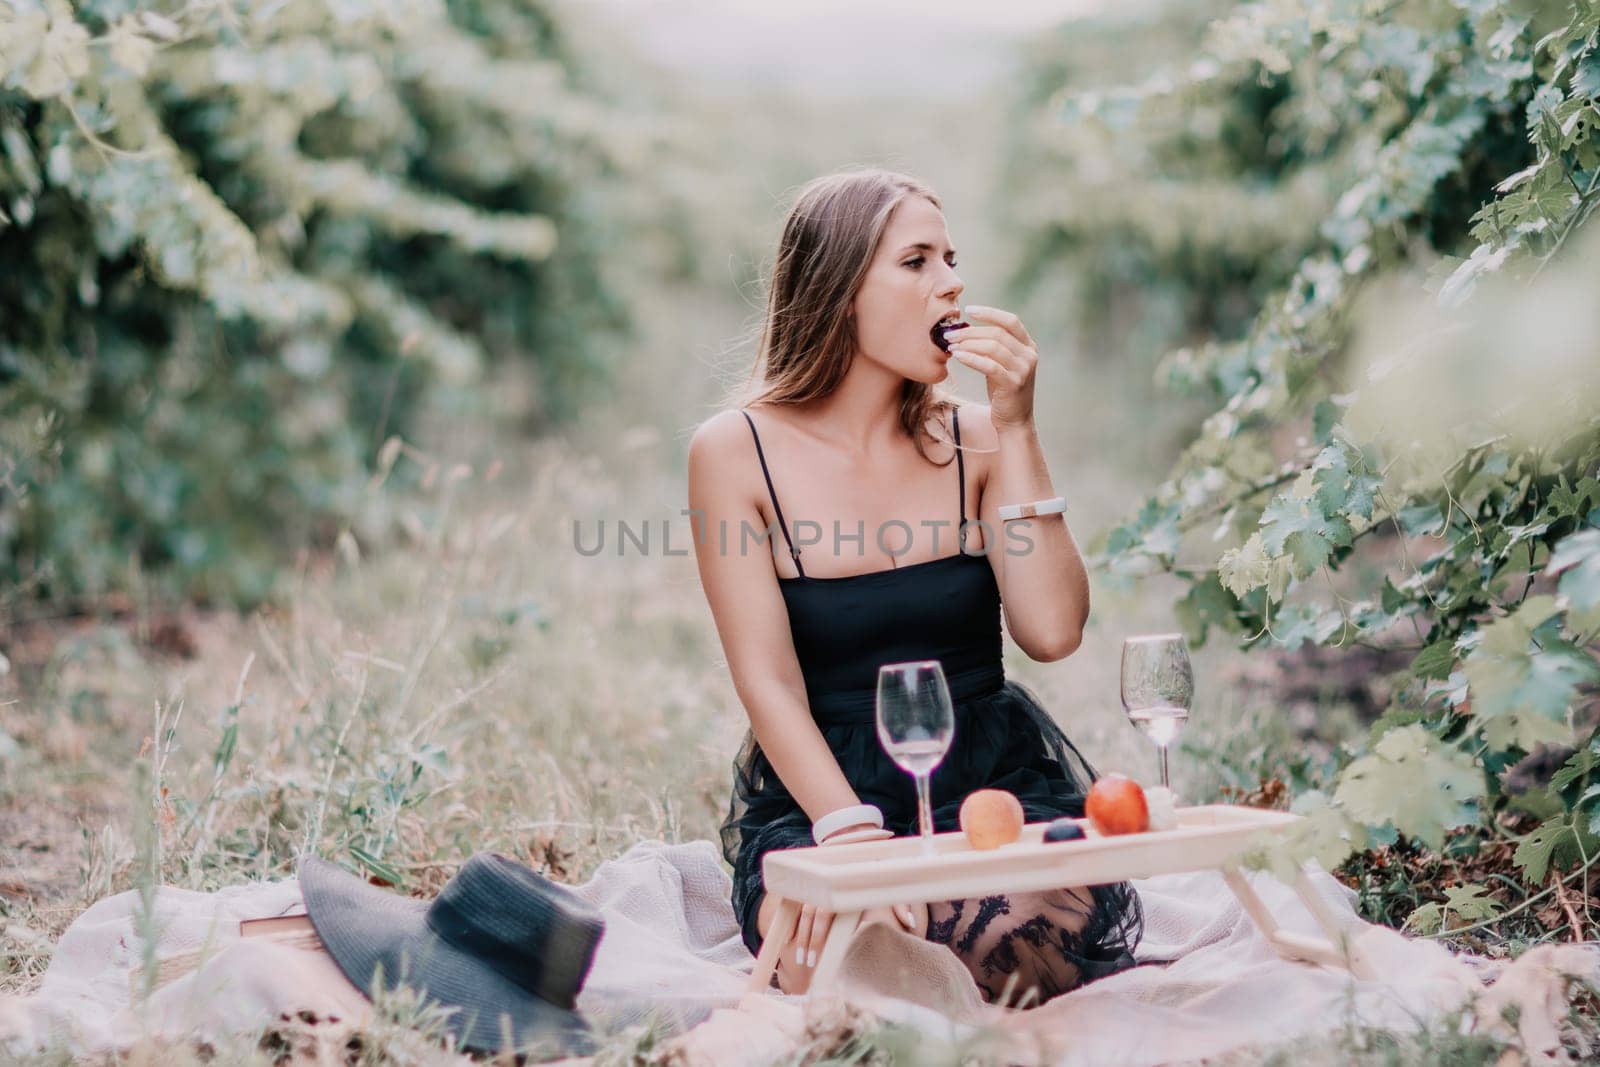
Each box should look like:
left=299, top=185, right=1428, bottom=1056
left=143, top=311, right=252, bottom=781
left=724, top=166, right=962, bottom=463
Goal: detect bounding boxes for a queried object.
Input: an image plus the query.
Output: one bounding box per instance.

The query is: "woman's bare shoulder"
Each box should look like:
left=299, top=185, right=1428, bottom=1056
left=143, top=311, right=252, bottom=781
left=688, top=409, right=761, bottom=483
left=688, top=407, right=754, bottom=463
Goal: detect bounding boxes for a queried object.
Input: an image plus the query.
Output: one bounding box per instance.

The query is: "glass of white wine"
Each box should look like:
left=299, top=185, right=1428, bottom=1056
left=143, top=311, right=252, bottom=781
left=876, top=660, right=955, bottom=855
left=1120, top=634, right=1193, bottom=789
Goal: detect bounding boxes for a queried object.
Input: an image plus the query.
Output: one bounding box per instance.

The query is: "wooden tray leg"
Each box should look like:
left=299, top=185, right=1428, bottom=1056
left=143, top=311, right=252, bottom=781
left=1223, top=864, right=1371, bottom=978
left=806, top=909, right=862, bottom=997
left=744, top=897, right=800, bottom=997
left=1221, top=865, right=1282, bottom=941
left=1291, top=868, right=1377, bottom=979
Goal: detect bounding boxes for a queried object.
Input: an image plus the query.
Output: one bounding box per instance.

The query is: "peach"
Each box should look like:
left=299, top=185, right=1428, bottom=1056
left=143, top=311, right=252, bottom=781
left=959, top=788, right=1025, bottom=850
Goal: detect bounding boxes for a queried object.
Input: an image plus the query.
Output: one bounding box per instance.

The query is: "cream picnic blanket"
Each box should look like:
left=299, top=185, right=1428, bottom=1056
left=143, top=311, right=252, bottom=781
left=3, top=839, right=1596, bottom=1065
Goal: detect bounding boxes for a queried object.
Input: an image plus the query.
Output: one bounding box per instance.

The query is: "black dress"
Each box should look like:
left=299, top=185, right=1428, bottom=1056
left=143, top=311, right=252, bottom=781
left=719, top=405, right=1143, bottom=1003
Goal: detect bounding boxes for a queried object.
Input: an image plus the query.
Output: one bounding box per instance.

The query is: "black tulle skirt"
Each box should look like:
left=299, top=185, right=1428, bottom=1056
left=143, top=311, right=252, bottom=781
left=719, top=677, right=1144, bottom=1001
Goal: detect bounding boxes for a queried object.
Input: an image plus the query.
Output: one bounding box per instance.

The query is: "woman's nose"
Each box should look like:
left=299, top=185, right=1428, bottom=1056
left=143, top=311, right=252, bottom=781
left=940, top=265, right=963, bottom=299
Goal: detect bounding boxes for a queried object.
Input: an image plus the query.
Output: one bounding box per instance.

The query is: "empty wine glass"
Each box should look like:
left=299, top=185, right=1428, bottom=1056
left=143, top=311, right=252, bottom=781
left=1120, top=634, right=1193, bottom=790
left=876, top=660, right=955, bottom=855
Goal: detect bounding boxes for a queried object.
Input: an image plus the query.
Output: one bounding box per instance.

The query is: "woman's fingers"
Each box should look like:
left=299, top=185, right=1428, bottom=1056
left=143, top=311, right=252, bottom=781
left=946, top=326, right=1024, bottom=367
left=809, top=910, right=834, bottom=968
left=793, top=903, right=816, bottom=968
left=964, top=304, right=1036, bottom=349
left=949, top=347, right=1006, bottom=378
left=951, top=338, right=1023, bottom=379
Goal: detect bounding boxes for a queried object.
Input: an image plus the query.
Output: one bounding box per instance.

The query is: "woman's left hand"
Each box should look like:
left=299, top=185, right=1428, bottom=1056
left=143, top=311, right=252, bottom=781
left=946, top=305, right=1039, bottom=431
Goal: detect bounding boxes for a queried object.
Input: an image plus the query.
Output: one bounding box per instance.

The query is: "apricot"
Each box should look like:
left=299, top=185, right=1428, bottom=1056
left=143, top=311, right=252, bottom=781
left=959, top=788, right=1025, bottom=849
left=1085, top=775, right=1149, bottom=836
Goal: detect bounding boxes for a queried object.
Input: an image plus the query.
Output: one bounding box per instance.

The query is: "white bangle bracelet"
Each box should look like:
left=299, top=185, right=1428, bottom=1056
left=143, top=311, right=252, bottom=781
left=812, top=803, right=884, bottom=845
left=997, top=495, right=1067, bottom=522
left=818, top=827, right=895, bottom=846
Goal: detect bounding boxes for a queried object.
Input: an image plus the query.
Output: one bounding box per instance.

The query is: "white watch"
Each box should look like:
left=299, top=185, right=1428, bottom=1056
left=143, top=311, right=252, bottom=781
left=997, top=496, right=1067, bottom=521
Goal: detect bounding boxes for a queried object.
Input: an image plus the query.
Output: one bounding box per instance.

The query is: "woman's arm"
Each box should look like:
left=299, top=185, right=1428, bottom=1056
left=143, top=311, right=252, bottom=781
left=687, top=410, right=872, bottom=827
left=946, top=305, right=1089, bottom=661
left=973, top=405, right=1090, bottom=661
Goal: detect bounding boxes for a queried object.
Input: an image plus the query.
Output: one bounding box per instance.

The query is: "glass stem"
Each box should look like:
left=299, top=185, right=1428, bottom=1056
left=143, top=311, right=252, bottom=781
left=915, top=772, right=934, bottom=838
left=1159, top=744, right=1170, bottom=790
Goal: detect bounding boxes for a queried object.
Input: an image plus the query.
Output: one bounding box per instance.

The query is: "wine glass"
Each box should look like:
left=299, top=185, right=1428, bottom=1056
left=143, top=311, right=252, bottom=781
left=876, top=660, right=955, bottom=855
left=1120, top=634, right=1193, bottom=790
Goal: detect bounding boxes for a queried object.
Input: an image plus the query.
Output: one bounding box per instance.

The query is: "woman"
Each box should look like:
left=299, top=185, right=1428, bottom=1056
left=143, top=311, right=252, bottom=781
left=686, top=167, right=1142, bottom=1002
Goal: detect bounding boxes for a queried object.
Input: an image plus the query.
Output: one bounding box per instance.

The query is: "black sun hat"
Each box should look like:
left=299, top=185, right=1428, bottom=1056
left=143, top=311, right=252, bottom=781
left=299, top=852, right=606, bottom=1058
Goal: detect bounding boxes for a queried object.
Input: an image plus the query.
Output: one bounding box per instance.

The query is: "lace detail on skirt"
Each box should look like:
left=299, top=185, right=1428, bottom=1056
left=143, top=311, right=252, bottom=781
left=718, top=677, right=1143, bottom=1003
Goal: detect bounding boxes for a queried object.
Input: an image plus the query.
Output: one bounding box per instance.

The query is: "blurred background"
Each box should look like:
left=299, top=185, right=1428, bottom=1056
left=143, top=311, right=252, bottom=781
left=3, top=0, right=1598, bottom=1050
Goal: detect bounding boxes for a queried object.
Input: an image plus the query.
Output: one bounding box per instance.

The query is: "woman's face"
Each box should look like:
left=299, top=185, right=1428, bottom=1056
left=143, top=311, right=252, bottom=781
left=849, top=196, right=965, bottom=384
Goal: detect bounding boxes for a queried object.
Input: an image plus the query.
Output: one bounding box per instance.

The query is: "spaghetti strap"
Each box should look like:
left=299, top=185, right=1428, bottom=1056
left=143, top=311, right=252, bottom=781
left=740, top=410, right=805, bottom=577
left=953, top=407, right=968, bottom=552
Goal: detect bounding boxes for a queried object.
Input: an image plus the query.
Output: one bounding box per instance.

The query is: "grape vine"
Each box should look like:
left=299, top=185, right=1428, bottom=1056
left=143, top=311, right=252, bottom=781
left=1010, top=0, right=1600, bottom=900
left=0, top=0, right=689, bottom=605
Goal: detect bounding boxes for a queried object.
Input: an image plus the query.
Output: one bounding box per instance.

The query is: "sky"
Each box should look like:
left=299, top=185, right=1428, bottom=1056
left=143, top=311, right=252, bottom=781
left=627, top=0, right=1108, bottom=31
left=572, top=0, right=1110, bottom=98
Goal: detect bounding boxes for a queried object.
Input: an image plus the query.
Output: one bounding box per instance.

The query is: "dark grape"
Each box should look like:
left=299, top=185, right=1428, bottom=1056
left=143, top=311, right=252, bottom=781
left=1043, top=818, right=1086, bottom=842
left=932, top=320, right=969, bottom=352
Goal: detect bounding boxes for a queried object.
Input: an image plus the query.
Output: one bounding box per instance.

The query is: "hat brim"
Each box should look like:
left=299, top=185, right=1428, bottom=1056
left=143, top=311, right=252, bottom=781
left=299, top=857, right=596, bottom=1058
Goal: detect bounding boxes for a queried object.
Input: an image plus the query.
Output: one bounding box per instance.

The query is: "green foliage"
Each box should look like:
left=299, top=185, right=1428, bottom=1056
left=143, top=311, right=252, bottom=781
left=0, top=0, right=687, bottom=607
left=1405, top=883, right=1504, bottom=933
left=1334, top=725, right=1482, bottom=849
left=1014, top=0, right=1600, bottom=887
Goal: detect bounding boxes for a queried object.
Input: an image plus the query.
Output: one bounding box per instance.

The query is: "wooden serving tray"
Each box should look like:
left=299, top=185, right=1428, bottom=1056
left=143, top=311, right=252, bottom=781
left=745, top=804, right=1372, bottom=1000
left=764, top=805, right=1298, bottom=912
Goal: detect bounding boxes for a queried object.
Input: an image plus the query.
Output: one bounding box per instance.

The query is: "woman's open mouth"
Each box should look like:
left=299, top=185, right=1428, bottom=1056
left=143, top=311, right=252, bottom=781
left=931, top=319, right=969, bottom=352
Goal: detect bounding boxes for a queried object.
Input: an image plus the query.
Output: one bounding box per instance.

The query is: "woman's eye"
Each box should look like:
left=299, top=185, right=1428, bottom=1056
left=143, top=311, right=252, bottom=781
left=905, top=257, right=958, bottom=269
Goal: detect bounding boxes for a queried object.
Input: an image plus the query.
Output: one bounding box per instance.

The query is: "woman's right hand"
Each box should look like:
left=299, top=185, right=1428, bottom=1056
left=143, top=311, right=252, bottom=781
left=788, top=825, right=918, bottom=972
left=787, top=822, right=869, bottom=972
left=789, top=901, right=831, bottom=973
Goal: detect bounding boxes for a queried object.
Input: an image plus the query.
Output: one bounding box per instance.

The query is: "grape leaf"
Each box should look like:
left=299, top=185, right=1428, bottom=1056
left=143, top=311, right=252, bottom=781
left=1547, top=528, right=1600, bottom=611
left=1175, top=572, right=1244, bottom=646
left=1411, top=638, right=1458, bottom=681
left=1545, top=478, right=1600, bottom=523
left=1572, top=53, right=1600, bottom=99
left=1334, top=725, right=1480, bottom=848
left=1397, top=501, right=1446, bottom=537
left=1261, top=493, right=1350, bottom=575
left=1550, top=748, right=1595, bottom=796
left=1312, top=399, right=1343, bottom=444
left=1273, top=602, right=1344, bottom=650
left=1481, top=708, right=1575, bottom=752
left=1405, top=883, right=1503, bottom=934
left=1104, top=499, right=1183, bottom=573
left=1218, top=532, right=1272, bottom=597
left=1513, top=814, right=1600, bottom=884
left=1463, top=596, right=1594, bottom=746
left=1245, top=790, right=1366, bottom=880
